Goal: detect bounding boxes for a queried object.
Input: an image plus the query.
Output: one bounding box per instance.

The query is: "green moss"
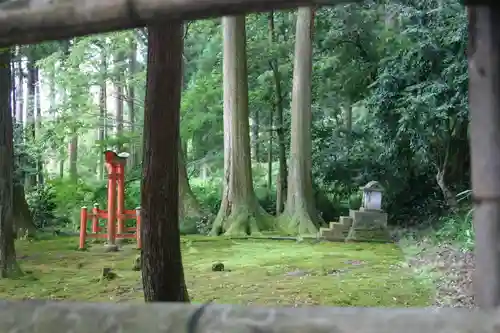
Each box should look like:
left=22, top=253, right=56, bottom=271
left=276, top=212, right=319, bottom=236
left=0, top=236, right=433, bottom=306
left=211, top=204, right=275, bottom=236
left=346, top=227, right=392, bottom=243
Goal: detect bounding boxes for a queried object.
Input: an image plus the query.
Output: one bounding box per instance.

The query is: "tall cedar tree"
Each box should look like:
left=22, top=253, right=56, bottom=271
left=0, top=48, right=21, bottom=278
left=140, top=23, right=190, bottom=302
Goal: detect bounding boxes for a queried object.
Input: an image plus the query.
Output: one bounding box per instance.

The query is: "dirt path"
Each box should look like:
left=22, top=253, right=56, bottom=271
left=400, top=238, right=475, bottom=308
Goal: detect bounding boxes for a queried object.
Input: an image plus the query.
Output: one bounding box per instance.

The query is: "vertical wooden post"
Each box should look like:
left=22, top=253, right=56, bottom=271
left=92, top=203, right=99, bottom=233
left=107, top=163, right=117, bottom=247
left=116, top=163, right=125, bottom=236
left=79, top=207, right=88, bottom=249
left=467, top=5, right=500, bottom=309
left=136, top=207, right=141, bottom=249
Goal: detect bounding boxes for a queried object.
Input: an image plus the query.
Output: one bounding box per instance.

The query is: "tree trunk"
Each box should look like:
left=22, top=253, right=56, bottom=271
left=436, top=169, right=458, bottom=211
left=279, top=7, right=319, bottom=235
left=201, top=163, right=209, bottom=181
left=436, top=138, right=458, bottom=211
left=345, top=103, right=352, bottom=194
left=115, top=51, right=124, bottom=153
left=34, top=68, right=43, bottom=185
left=268, top=11, right=287, bottom=215
left=128, top=37, right=138, bottom=169
left=0, top=47, right=21, bottom=278
left=10, top=58, right=15, bottom=116
left=13, top=183, right=36, bottom=237
left=59, top=40, right=77, bottom=182
left=15, top=48, right=23, bottom=129
left=210, top=15, right=273, bottom=236
left=25, top=53, right=36, bottom=189
left=141, top=22, right=189, bottom=302
left=179, top=141, right=205, bottom=221
left=47, top=63, right=57, bottom=179
left=48, top=67, right=56, bottom=116
left=267, top=105, right=273, bottom=193
left=251, top=109, right=259, bottom=162
left=345, top=104, right=352, bottom=134
left=98, top=47, right=107, bottom=180
left=59, top=161, right=64, bottom=178
left=68, top=134, right=78, bottom=181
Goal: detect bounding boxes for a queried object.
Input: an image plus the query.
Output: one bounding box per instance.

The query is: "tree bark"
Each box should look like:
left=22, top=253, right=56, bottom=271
left=345, top=103, right=352, bottom=194
left=98, top=47, right=107, bottom=180
left=15, top=47, right=23, bottom=129
left=115, top=50, right=125, bottom=152
left=25, top=53, right=36, bottom=189
left=210, top=15, right=273, bottom=236
left=13, top=183, right=36, bottom=237
left=179, top=142, right=205, bottom=221
left=128, top=37, right=138, bottom=169
left=34, top=68, right=43, bottom=185
left=436, top=138, right=458, bottom=211
left=268, top=11, right=287, bottom=215
left=251, top=109, right=260, bottom=162
left=0, top=47, right=21, bottom=278
left=141, top=22, right=189, bottom=302
left=68, top=134, right=78, bottom=181
left=58, top=40, right=75, bottom=181
left=10, top=56, right=15, bottom=116
left=267, top=104, right=273, bottom=193
left=279, top=7, right=319, bottom=235
left=436, top=169, right=458, bottom=211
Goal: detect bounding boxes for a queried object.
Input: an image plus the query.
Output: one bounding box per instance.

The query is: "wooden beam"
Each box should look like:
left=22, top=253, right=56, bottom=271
left=0, top=0, right=354, bottom=47
left=1, top=300, right=500, bottom=333
left=467, top=5, right=500, bottom=309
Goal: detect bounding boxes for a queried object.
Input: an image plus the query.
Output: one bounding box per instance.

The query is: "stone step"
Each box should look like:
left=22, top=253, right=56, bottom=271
left=319, top=227, right=332, bottom=236
left=339, top=216, right=353, bottom=227
left=322, top=230, right=346, bottom=242
left=329, top=221, right=340, bottom=229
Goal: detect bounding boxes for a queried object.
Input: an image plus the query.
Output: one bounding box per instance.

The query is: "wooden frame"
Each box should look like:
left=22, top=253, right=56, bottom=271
left=0, top=0, right=356, bottom=47
left=1, top=0, right=500, bottom=331
left=467, top=5, right=500, bottom=309
left=2, top=300, right=500, bottom=332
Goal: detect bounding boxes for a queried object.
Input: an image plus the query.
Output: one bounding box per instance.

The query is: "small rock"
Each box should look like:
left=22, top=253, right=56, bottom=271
left=132, top=255, right=141, bottom=271
left=326, top=268, right=344, bottom=275
left=100, top=267, right=117, bottom=281
left=212, top=262, right=224, bottom=272
left=103, top=244, right=119, bottom=253
left=285, top=269, right=309, bottom=277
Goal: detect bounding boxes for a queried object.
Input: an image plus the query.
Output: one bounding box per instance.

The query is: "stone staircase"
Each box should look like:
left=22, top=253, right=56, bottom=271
left=319, top=216, right=353, bottom=242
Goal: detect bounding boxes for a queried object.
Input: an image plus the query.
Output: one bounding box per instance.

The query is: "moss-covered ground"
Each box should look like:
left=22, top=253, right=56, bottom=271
left=0, top=235, right=432, bottom=306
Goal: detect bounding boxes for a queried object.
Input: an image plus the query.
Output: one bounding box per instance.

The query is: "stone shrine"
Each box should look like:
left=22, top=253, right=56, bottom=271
left=319, top=181, right=391, bottom=243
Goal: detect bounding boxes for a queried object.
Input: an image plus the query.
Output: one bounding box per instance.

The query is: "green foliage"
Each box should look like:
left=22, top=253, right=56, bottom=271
left=434, top=211, right=474, bottom=250
left=433, top=189, right=474, bottom=249
left=46, top=178, right=102, bottom=230
left=190, top=178, right=221, bottom=215
left=180, top=216, right=213, bottom=236
left=15, top=0, right=472, bottom=244
left=25, top=185, right=58, bottom=229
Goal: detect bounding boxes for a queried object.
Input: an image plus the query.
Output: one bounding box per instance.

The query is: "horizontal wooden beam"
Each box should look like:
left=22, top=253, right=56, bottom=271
left=0, top=0, right=355, bottom=48
left=0, top=300, right=498, bottom=332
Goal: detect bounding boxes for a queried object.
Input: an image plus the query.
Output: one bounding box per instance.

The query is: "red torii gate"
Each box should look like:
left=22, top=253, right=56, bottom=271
left=79, top=150, right=141, bottom=250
